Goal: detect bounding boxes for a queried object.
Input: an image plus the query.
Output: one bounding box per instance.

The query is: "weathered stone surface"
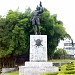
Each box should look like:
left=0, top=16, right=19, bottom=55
left=30, top=35, right=47, bottom=62
left=19, top=35, right=58, bottom=75
left=25, top=62, right=53, bottom=67
left=19, top=66, right=58, bottom=75
left=2, top=68, right=16, bottom=73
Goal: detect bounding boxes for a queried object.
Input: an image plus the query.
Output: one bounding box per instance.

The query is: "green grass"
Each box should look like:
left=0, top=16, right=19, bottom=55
left=6, top=71, right=19, bottom=75
left=49, top=59, right=75, bottom=62
left=41, top=72, right=58, bottom=75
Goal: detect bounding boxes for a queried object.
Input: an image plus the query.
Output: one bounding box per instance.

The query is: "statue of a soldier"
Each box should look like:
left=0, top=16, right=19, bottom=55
left=31, top=1, right=44, bottom=35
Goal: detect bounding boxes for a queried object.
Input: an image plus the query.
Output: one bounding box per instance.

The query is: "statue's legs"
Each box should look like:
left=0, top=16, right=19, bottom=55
left=33, top=25, right=37, bottom=35
left=32, top=18, right=37, bottom=35
left=32, top=16, right=41, bottom=35
left=37, top=25, right=41, bottom=35
left=36, top=18, right=41, bottom=35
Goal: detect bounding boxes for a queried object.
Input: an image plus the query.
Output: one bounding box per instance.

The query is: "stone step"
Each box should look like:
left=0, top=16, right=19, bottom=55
left=25, top=61, right=53, bottom=67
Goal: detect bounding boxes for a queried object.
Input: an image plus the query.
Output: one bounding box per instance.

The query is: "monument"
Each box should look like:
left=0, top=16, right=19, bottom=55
left=31, top=1, right=43, bottom=35
left=19, top=1, right=58, bottom=75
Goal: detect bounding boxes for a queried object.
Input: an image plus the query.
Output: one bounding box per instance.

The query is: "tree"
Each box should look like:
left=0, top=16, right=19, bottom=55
left=0, top=8, right=32, bottom=57
left=39, top=8, right=70, bottom=56
left=53, top=48, right=67, bottom=59
left=5, top=9, right=31, bottom=56
left=0, top=16, right=8, bottom=58
left=0, top=8, right=70, bottom=61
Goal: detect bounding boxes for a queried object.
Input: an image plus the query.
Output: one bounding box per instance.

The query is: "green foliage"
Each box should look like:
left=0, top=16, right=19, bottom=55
left=0, top=7, right=70, bottom=58
left=53, top=48, right=67, bottom=59
left=66, top=63, right=74, bottom=70
left=6, top=71, right=19, bottom=75
left=0, top=8, right=31, bottom=58
left=49, top=59, right=75, bottom=62
left=40, top=8, right=70, bottom=56
left=64, top=70, right=75, bottom=74
left=41, top=72, right=58, bottom=75
left=59, top=61, right=75, bottom=75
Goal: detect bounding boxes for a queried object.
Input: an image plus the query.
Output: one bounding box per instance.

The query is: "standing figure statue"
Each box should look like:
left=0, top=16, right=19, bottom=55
left=31, top=1, right=44, bottom=35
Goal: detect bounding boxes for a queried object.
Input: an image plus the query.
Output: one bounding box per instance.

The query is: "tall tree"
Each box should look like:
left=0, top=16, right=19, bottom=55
left=39, top=8, right=70, bottom=56
left=5, top=9, right=31, bottom=56
left=0, top=8, right=70, bottom=59
left=0, top=16, right=8, bottom=58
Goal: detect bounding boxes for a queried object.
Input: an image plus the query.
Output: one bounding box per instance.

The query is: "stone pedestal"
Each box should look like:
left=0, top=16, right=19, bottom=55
left=30, top=35, right=47, bottom=62
left=19, top=65, right=58, bottom=75
left=19, top=35, right=58, bottom=75
left=25, top=62, right=53, bottom=67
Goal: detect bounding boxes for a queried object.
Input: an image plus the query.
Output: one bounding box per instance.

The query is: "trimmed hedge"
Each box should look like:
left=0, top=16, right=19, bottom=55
left=41, top=72, right=58, bottom=75
left=64, top=70, right=75, bottom=74
left=58, top=61, right=75, bottom=75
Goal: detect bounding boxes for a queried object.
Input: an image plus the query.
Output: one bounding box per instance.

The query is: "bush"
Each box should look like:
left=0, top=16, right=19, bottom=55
left=41, top=72, right=58, bottom=75
left=53, top=48, right=67, bottom=59
left=64, top=70, right=75, bottom=74
left=66, top=63, right=74, bottom=70
left=66, top=67, right=74, bottom=70
left=49, top=72, right=58, bottom=75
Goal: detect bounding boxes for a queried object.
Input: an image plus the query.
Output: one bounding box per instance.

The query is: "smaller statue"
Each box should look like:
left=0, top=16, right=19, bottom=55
left=31, top=1, right=44, bottom=35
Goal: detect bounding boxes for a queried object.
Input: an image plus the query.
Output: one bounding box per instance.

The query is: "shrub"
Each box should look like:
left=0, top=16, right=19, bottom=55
left=64, top=70, right=75, bottom=74
left=41, top=72, right=58, bottom=75
left=49, top=72, right=58, bottom=75
left=66, top=63, right=74, bottom=70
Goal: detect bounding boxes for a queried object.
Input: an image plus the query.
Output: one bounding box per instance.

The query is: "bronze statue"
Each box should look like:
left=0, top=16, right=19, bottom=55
left=31, top=1, right=44, bottom=35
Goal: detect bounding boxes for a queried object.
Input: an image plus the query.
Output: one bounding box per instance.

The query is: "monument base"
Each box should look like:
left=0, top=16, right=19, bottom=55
left=30, top=35, right=47, bottom=62
left=19, top=35, right=58, bottom=75
left=19, top=62, right=58, bottom=75
left=25, top=62, right=53, bottom=67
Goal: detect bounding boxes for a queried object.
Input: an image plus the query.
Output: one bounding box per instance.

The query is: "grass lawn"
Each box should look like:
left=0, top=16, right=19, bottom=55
left=6, top=71, right=19, bottom=75
left=49, top=59, right=75, bottom=62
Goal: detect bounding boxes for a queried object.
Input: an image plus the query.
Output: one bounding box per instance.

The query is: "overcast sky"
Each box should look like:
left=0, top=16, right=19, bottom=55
left=0, top=0, right=75, bottom=46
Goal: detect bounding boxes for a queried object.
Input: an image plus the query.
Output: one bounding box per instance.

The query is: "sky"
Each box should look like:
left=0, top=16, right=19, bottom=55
left=0, top=0, right=75, bottom=48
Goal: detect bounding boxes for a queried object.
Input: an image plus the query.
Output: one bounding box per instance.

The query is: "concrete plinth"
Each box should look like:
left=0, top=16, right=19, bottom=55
left=25, top=62, right=53, bottom=67
left=19, top=35, right=58, bottom=75
left=19, top=64, right=58, bottom=75
left=30, top=35, right=47, bottom=62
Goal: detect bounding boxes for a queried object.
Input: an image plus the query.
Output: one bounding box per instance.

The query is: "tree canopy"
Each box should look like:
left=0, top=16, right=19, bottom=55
left=53, top=48, right=67, bottom=59
left=0, top=8, right=70, bottom=58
